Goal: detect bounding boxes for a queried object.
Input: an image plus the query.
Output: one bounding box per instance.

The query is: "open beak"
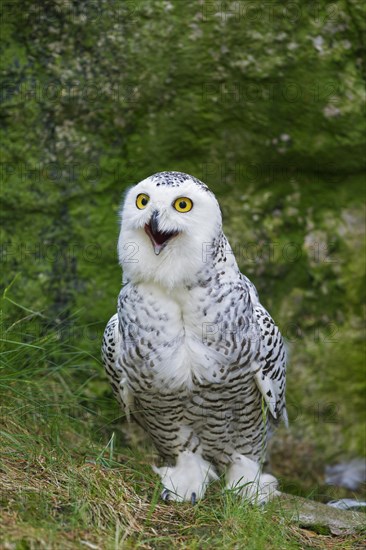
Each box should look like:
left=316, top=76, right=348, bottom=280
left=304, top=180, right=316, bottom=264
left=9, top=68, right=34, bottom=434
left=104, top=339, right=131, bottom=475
left=144, top=210, right=179, bottom=255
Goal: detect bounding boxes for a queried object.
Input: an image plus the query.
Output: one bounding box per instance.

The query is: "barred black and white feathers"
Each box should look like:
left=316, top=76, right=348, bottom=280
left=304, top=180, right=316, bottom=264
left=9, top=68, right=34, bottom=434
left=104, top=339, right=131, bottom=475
left=102, top=171, right=287, bottom=503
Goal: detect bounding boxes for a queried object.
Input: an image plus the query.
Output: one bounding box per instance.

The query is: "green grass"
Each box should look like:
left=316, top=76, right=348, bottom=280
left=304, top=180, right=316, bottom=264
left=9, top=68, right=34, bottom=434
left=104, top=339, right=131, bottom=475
left=0, top=298, right=364, bottom=549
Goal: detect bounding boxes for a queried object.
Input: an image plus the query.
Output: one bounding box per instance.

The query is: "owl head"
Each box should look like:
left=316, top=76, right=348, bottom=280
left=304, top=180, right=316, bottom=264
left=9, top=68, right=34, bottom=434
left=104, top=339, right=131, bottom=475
left=118, top=172, right=222, bottom=288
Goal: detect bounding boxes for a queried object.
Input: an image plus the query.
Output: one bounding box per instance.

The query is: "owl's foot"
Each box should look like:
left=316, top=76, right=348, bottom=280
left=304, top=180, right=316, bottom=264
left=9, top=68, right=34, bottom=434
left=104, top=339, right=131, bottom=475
left=153, top=450, right=218, bottom=503
left=226, top=455, right=279, bottom=504
left=161, top=488, right=171, bottom=502
left=160, top=488, right=197, bottom=505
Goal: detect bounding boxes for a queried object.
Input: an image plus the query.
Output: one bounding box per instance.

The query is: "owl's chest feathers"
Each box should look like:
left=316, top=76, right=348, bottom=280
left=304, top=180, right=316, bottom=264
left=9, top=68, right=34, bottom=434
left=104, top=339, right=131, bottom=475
left=120, top=278, right=255, bottom=391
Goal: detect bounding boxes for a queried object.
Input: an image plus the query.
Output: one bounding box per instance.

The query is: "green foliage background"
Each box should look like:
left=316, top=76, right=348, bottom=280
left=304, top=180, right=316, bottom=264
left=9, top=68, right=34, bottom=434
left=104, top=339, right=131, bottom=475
left=1, top=0, right=365, bottom=477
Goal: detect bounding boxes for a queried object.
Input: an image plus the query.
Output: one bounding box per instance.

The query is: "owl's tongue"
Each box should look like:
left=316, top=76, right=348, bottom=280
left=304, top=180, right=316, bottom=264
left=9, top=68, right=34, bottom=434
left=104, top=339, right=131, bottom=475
left=144, top=221, right=179, bottom=255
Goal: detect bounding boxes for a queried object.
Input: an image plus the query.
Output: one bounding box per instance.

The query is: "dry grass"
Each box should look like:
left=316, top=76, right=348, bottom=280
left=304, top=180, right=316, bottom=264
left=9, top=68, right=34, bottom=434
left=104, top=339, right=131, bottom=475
left=1, top=302, right=364, bottom=549
left=2, top=411, right=364, bottom=549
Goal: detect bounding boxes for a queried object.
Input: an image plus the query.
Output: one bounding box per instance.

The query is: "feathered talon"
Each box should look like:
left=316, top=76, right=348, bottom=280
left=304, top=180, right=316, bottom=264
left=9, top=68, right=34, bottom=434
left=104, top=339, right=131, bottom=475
left=161, top=488, right=170, bottom=502
left=191, top=492, right=197, bottom=506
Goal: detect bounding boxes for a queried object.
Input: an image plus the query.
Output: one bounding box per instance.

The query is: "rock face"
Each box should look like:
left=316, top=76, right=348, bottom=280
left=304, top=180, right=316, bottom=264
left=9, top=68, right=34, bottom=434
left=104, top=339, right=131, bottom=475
left=279, top=493, right=366, bottom=535
left=1, top=1, right=365, bottom=485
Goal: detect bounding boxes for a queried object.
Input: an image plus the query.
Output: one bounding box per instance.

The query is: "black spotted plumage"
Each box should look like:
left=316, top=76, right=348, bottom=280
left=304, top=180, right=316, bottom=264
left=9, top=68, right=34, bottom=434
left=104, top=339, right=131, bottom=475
left=150, top=171, right=210, bottom=191
left=102, top=172, right=287, bottom=503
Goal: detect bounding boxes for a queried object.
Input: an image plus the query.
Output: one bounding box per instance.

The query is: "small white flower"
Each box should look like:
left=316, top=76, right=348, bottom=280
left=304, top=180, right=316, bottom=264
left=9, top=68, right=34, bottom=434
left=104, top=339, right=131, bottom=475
left=312, top=35, right=324, bottom=52
left=323, top=105, right=341, bottom=118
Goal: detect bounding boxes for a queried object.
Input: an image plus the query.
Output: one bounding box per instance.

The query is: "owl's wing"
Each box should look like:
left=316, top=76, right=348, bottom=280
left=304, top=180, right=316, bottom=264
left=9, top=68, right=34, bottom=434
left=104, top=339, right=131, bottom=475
left=101, top=313, right=134, bottom=421
left=251, top=303, right=288, bottom=426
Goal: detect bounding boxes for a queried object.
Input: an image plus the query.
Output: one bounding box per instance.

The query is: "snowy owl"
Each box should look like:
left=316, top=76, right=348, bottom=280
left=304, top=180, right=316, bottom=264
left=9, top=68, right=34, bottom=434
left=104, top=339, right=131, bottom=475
left=102, top=171, right=287, bottom=504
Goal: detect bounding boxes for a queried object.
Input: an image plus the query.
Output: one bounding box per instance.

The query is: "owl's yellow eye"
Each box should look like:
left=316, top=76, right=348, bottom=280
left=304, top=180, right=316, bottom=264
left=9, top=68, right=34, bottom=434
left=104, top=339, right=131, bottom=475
left=136, top=193, right=150, bottom=209
left=173, top=197, right=193, bottom=213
